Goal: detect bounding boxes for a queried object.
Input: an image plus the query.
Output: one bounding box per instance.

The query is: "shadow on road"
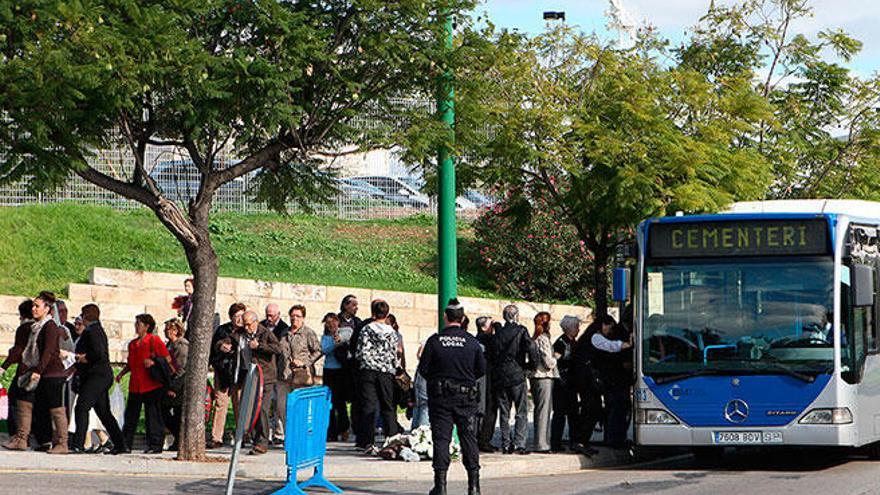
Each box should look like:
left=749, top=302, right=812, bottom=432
left=627, top=446, right=854, bottom=473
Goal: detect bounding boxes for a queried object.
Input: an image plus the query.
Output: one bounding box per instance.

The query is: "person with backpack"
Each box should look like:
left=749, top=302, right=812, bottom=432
left=492, top=305, right=536, bottom=455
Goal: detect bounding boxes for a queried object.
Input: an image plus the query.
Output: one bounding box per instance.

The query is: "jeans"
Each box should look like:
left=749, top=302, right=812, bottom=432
left=496, top=381, right=528, bottom=451
left=410, top=372, right=430, bottom=430
left=323, top=368, right=352, bottom=440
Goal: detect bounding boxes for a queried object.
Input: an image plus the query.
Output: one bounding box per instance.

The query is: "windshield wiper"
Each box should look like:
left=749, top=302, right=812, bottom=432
left=652, top=369, right=723, bottom=385
left=760, top=361, right=816, bottom=383
left=651, top=361, right=820, bottom=385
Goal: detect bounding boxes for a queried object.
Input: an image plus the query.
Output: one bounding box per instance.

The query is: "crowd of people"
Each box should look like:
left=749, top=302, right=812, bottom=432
left=0, top=284, right=634, bottom=457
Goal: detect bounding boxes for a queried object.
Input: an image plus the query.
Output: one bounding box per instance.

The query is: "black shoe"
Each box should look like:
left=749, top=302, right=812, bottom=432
left=501, top=445, right=513, bottom=455
left=514, top=448, right=530, bottom=455
left=467, top=469, right=481, bottom=495
left=429, top=469, right=447, bottom=495
left=93, top=441, right=113, bottom=454
left=574, top=445, right=599, bottom=456
left=106, top=445, right=130, bottom=455
left=69, top=446, right=87, bottom=454
left=34, top=443, right=51, bottom=452
left=478, top=444, right=497, bottom=453
left=168, top=441, right=179, bottom=452
left=143, top=447, right=163, bottom=454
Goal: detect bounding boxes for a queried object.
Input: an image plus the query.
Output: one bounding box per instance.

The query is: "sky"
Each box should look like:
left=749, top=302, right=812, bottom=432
left=477, top=0, right=880, bottom=78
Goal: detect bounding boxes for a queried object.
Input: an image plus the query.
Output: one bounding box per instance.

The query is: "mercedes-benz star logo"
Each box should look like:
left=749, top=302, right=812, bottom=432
left=724, top=399, right=749, bottom=423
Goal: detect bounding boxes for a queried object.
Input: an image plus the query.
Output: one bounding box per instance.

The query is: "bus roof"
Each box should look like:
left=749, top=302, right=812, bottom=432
left=727, top=199, right=880, bottom=218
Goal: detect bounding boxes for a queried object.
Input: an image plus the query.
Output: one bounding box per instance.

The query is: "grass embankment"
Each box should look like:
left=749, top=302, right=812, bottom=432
left=0, top=203, right=497, bottom=298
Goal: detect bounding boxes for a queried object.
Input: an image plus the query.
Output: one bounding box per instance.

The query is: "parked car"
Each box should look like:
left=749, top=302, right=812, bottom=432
left=149, top=159, right=249, bottom=203
left=397, top=175, right=494, bottom=210
left=336, top=177, right=387, bottom=200
left=350, top=175, right=431, bottom=207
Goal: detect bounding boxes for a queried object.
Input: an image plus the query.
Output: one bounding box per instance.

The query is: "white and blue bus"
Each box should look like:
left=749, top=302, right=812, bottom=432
left=632, top=200, right=880, bottom=456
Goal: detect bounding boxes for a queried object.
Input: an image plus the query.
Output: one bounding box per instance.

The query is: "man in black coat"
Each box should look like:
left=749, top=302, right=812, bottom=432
left=492, top=305, right=535, bottom=454
left=70, top=304, right=127, bottom=454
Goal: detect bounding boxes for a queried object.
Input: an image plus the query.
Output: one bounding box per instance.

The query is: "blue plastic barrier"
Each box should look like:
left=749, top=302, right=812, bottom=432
left=272, top=386, right=342, bottom=495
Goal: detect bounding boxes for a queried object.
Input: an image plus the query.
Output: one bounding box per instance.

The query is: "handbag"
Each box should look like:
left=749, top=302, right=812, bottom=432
left=18, top=371, right=39, bottom=392
left=394, top=369, right=413, bottom=393
left=149, top=357, right=172, bottom=388
left=291, top=366, right=314, bottom=387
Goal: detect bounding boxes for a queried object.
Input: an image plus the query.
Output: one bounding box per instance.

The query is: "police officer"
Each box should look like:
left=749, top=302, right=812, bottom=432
left=418, top=298, right=487, bottom=495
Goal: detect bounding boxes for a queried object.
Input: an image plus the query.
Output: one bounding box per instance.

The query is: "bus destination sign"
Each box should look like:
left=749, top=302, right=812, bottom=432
left=649, top=219, right=829, bottom=258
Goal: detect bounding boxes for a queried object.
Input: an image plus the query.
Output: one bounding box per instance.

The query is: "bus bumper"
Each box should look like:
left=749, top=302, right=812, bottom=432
left=635, top=422, right=859, bottom=447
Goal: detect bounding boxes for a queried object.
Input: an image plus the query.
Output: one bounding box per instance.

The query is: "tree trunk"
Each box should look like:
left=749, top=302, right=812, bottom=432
left=592, top=243, right=611, bottom=319
left=176, top=237, right=219, bottom=461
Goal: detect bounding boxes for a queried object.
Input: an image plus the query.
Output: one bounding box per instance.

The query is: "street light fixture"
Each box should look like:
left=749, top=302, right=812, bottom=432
left=543, top=11, right=566, bottom=21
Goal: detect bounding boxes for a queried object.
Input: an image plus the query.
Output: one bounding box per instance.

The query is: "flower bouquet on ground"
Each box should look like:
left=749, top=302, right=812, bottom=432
left=379, top=425, right=460, bottom=461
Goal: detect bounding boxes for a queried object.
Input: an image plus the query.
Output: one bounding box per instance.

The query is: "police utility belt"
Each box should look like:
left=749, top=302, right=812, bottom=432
left=431, top=379, right=478, bottom=398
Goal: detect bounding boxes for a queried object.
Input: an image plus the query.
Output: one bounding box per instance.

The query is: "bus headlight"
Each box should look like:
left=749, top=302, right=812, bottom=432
left=636, top=408, right=680, bottom=425
left=799, top=408, right=853, bottom=425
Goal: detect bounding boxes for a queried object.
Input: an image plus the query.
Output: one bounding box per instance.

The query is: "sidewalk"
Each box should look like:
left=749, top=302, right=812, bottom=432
left=0, top=439, right=637, bottom=482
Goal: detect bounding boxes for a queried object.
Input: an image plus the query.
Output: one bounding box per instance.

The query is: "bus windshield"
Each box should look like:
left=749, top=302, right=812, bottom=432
left=642, top=257, right=835, bottom=379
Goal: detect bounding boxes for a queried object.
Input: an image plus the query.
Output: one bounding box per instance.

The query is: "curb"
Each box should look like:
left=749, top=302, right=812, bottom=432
left=0, top=446, right=638, bottom=482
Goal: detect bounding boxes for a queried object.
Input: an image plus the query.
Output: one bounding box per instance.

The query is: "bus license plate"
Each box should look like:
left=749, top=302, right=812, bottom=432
left=714, top=431, right=782, bottom=445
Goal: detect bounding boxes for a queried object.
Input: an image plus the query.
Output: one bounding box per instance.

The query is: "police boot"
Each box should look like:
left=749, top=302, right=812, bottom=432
left=428, top=469, right=447, bottom=495
left=467, top=469, right=481, bottom=495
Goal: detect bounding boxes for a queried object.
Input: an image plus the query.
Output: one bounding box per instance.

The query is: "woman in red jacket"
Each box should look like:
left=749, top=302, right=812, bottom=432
left=116, top=314, right=172, bottom=454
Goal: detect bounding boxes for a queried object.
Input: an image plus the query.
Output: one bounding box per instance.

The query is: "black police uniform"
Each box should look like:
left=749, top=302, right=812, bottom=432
left=417, top=324, right=487, bottom=476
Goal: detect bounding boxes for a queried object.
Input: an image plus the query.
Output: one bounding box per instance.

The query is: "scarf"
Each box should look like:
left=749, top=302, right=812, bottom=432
left=22, top=315, right=51, bottom=369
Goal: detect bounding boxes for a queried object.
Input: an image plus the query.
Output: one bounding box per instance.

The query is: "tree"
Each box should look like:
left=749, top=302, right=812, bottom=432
left=406, top=26, right=771, bottom=315
left=0, top=0, right=471, bottom=460
left=681, top=0, right=880, bottom=199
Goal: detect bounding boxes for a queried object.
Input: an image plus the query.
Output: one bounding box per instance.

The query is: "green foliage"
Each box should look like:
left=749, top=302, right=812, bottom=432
left=473, top=198, right=593, bottom=305
left=682, top=0, right=880, bottom=200
left=0, top=203, right=499, bottom=299
left=405, top=24, right=771, bottom=313
left=0, top=0, right=477, bottom=229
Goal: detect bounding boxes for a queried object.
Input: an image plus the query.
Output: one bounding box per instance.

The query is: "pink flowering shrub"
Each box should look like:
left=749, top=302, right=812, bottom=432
left=473, top=198, right=594, bottom=305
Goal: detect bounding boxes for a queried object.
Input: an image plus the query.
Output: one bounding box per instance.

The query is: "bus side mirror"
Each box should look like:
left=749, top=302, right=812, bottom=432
left=612, top=267, right=631, bottom=303
left=852, top=263, right=874, bottom=307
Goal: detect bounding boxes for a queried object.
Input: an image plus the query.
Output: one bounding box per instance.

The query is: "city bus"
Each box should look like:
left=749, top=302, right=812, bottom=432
left=632, top=200, right=880, bottom=457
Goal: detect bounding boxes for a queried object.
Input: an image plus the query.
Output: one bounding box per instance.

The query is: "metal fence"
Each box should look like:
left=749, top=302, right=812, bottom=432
left=0, top=98, right=492, bottom=220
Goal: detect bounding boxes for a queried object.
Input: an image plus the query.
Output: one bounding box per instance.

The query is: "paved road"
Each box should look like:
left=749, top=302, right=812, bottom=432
left=3, top=449, right=880, bottom=494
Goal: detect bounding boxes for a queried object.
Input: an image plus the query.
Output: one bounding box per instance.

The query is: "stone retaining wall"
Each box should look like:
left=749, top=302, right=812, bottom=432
left=0, top=267, right=593, bottom=372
